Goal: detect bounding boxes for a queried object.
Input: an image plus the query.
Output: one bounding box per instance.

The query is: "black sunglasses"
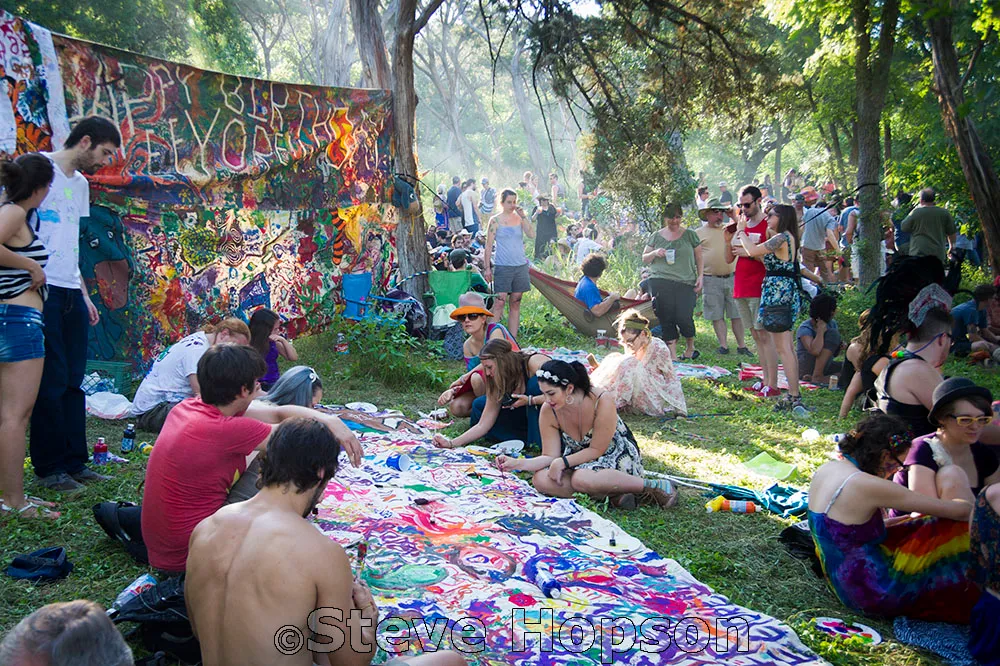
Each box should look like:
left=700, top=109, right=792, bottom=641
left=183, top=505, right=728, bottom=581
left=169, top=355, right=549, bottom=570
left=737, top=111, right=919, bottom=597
left=456, top=313, right=482, bottom=322
left=738, top=201, right=759, bottom=208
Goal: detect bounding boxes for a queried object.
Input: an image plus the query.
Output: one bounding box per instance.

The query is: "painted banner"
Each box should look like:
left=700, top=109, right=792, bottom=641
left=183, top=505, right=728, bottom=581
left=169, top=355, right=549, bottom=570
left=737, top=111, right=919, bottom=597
left=0, top=11, right=396, bottom=370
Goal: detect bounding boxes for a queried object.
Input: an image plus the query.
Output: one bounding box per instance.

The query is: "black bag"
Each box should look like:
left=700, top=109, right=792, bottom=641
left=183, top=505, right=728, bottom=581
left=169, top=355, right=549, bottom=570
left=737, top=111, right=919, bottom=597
left=93, top=501, right=148, bottom=565
left=760, top=304, right=794, bottom=333
left=111, top=575, right=201, bottom=664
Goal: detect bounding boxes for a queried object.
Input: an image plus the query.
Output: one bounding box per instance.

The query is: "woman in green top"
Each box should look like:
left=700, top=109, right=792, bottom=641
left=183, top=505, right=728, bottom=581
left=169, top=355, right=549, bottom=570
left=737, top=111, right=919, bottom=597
left=641, top=203, right=704, bottom=360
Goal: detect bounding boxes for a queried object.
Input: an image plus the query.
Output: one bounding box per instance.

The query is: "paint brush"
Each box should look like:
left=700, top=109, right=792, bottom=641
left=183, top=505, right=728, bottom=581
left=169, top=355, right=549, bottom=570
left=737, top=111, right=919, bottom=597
left=610, top=532, right=617, bottom=548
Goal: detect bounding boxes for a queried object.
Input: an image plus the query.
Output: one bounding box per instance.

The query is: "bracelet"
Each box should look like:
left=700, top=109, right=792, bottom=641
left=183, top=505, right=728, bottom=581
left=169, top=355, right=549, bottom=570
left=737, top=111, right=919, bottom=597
left=562, top=455, right=572, bottom=469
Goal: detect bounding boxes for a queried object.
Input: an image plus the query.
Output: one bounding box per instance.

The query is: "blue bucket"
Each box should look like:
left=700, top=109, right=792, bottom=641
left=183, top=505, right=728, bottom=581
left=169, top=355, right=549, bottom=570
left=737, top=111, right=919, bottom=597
left=341, top=272, right=373, bottom=319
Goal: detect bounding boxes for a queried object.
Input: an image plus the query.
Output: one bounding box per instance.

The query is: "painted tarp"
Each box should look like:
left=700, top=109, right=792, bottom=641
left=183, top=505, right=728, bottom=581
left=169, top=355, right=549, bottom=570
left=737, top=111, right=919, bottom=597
left=315, top=432, right=827, bottom=665
left=0, top=11, right=395, bottom=368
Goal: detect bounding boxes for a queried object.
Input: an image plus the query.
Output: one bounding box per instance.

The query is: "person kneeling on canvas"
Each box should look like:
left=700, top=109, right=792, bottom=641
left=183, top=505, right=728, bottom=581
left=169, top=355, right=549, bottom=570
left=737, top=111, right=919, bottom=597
left=129, top=318, right=251, bottom=433
left=495, top=360, right=678, bottom=511
left=186, top=419, right=466, bottom=666
left=141, top=345, right=362, bottom=574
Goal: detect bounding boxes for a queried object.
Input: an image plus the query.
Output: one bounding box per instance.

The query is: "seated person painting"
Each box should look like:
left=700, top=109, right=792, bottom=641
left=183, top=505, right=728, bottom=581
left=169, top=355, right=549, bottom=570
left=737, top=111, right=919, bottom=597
left=574, top=253, right=621, bottom=317
left=796, top=293, right=843, bottom=384
left=495, top=360, right=678, bottom=510
left=433, top=339, right=549, bottom=448
left=437, top=294, right=518, bottom=418
left=141, top=345, right=361, bottom=573
left=186, top=418, right=466, bottom=666
left=129, top=318, right=250, bottom=433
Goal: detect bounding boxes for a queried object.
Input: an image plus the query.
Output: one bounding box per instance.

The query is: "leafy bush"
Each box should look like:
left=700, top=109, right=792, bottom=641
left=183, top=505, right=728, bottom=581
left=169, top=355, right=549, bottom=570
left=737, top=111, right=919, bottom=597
left=335, top=316, right=450, bottom=390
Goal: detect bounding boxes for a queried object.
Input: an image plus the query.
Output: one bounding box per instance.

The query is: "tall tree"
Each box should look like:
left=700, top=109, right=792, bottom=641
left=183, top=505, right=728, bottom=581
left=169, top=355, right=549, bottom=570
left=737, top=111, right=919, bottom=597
left=351, top=0, right=445, bottom=297
left=852, top=0, right=901, bottom=285
left=925, top=1, right=1000, bottom=269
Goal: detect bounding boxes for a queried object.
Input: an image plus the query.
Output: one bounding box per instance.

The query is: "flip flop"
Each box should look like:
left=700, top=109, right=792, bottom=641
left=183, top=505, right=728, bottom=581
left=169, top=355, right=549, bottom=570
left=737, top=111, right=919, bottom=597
left=6, top=546, right=74, bottom=582
left=1, top=500, right=60, bottom=520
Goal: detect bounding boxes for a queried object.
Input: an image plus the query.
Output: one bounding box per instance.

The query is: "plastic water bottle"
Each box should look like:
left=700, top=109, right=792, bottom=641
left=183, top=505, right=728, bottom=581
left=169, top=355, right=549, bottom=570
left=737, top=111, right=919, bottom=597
left=533, top=566, right=562, bottom=599
left=112, top=573, right=157, bottom=610
left=93, top=437, right=108, bottom=466
left=705, top=495, right=758, bottom=513
left=792, top=404, right=809, bottom=419
left=121, top=423, right=136, bottom=454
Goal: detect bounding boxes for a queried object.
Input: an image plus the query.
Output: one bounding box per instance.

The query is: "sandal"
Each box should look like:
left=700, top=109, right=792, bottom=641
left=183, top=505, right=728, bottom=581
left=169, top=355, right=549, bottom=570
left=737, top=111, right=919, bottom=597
left=680, top=351, right=701, bottom=361
left=1, top=500, right=61, bottom=520
left=610, top=493, right=637, bottom=510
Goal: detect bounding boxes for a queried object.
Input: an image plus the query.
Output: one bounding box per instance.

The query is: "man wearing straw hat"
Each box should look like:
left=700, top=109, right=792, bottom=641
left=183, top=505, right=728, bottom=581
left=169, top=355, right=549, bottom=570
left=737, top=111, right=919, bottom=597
left=697, top=198, right=749, bottom=356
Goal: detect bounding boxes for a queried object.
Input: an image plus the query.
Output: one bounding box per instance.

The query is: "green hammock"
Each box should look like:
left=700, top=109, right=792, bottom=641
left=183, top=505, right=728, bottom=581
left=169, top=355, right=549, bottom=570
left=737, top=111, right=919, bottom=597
left=528, top=268, right=658, bottom=337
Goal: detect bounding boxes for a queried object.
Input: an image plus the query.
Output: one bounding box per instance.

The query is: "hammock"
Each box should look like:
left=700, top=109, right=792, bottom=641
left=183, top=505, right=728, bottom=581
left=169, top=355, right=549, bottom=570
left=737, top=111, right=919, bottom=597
left=529, top=268, right=658, bottom=337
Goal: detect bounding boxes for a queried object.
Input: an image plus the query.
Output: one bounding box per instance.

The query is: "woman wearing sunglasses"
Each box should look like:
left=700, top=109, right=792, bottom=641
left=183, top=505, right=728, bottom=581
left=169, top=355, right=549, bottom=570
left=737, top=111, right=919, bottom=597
left=437, top=297, right=519, bottom=417
left=894, top=378, right=999, bottom=506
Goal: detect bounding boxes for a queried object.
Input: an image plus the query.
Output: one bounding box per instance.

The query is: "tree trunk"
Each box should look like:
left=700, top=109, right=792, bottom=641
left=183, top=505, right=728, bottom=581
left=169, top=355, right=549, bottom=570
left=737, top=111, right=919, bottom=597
left=351, top=0, right=433, bottom=298
left=511, top=31, right=548, bottom=179
left=852, top=0, right=900, bottom=287
left=927, top=5, right=1000, bottom=271
left=829, top=123, right=846, bottom=184
left=883, top=116, right=892, bottom=165
left=774, top=144, right=782, bottom=201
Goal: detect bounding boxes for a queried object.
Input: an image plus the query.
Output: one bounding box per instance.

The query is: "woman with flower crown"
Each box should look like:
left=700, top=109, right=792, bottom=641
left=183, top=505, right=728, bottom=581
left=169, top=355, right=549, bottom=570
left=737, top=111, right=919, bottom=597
left=588, top=310, right=687, bottom=417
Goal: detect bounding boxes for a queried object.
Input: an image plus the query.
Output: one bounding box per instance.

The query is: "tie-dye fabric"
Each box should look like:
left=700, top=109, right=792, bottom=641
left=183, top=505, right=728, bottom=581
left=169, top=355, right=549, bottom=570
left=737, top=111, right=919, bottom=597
left=315, top=433, right=825, bottom=664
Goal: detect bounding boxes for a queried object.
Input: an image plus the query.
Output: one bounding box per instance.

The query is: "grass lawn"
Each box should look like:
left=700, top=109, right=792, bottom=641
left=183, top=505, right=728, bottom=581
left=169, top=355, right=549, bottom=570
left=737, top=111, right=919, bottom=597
left=3, top=288, right=998, bottom=665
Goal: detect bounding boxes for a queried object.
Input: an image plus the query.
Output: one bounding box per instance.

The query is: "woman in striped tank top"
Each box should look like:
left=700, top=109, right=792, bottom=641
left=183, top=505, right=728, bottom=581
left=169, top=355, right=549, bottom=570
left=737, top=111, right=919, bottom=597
left=0, top=153, right=56, bottom=520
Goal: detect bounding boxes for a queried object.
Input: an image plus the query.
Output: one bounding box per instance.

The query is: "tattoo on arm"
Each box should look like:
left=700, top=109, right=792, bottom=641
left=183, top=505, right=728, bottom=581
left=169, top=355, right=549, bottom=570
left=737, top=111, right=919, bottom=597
left=763, top=233, right=788, bottom=252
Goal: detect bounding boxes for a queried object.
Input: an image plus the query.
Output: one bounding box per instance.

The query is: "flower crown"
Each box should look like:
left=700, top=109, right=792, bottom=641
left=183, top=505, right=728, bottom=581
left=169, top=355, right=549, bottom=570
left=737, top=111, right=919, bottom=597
left=536, top=369, right=570, bottom=385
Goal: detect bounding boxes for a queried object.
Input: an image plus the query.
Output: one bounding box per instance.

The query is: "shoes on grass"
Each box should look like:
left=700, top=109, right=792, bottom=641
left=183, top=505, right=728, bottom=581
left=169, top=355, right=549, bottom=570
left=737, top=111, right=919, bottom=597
left=70, top=467, right=111, bottom=484
left=717, top=346, right=730, bottom=355
left=756, top=386, right=782, bottom=398
left=35, top=473, right=84, bottom=493
left=737, top=347, right=753, bottom=357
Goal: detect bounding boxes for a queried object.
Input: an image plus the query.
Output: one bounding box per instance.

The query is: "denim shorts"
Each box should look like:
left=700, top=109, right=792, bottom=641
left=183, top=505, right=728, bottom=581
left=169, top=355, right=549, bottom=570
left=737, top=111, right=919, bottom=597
left=0, top=303, right=44, bottom=362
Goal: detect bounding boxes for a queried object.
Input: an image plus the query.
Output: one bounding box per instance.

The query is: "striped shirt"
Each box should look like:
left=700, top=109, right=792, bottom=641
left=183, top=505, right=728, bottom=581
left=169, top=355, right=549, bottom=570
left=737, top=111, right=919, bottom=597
left=0, top=203, right=49, bottom=301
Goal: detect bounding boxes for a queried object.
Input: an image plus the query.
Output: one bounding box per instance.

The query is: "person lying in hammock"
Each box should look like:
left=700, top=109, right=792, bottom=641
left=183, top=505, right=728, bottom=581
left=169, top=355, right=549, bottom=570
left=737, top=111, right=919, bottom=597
left=588, top=310, right=687, bottom=417
left=437, top=293, right=519, bottom=418
left=494, top=360, right=677, bottom=510
left=433, top=339, right=547, bottom=448
left=808, top=413, right=978, bottom=624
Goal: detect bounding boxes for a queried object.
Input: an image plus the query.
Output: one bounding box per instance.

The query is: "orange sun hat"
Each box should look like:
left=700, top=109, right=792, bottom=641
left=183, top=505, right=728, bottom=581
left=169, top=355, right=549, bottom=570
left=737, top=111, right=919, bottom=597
left=450, top=305, right=494, bottom=320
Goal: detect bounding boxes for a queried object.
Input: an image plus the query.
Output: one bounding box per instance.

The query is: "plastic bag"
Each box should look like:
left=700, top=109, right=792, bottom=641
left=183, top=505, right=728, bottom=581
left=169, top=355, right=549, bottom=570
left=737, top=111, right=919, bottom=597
left=86, top=391, right=133, bottom=420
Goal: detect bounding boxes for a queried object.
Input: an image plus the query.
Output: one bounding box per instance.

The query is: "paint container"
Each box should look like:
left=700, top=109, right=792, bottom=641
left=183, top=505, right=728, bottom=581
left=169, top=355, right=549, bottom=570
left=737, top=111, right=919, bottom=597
left=385, top=453, right=413, bottom=471
left=533, top=566, right=562, bottom=599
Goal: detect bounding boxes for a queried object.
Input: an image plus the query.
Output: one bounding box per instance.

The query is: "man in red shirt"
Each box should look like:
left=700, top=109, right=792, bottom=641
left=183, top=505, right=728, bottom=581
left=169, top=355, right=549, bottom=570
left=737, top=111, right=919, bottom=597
left=141, top=344, right=362, bottom=573
left=726, top=185, right=779, bottom=397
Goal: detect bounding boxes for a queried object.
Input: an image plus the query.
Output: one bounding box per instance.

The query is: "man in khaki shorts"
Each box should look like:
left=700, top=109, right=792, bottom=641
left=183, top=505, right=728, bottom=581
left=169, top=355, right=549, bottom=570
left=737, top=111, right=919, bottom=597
left=725, top=186, right=779, bottom=398
left=696, top=198, right=748, bottom=355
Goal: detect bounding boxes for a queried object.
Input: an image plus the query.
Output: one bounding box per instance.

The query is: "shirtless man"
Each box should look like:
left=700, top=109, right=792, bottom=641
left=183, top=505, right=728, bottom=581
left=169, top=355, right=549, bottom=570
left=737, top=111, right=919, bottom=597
left=186, top=419, right=466, bottom=666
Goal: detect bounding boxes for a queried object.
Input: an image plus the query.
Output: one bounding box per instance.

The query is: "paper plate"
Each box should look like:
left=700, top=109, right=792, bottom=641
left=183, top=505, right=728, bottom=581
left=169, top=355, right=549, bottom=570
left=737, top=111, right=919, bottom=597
left=580, top=532, right=644, bottom=556
left=495, top=439, right=525, bottom=456
left=346, top=402, right=378, bottom=413
left=465, top=445, right=496, bottom=456
left=813, top=617, right=882, bottom=645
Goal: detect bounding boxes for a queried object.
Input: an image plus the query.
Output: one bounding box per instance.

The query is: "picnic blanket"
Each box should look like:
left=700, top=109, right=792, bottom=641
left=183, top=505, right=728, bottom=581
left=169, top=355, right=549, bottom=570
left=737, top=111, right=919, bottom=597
left=674, top=363, right=732, bottom=380
left=738, top=365, right=819, bottom=391
left=527, top=347, right=598, bottom=367
left=313, top=433, right=825, bottom=664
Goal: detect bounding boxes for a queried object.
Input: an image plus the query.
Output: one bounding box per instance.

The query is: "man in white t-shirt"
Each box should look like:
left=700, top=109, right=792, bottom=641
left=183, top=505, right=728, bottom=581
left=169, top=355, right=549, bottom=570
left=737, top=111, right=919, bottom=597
left=574, top=228, right=604, bottom=264
left=130, top=319, right=251, bottom=433
left=30, top=117, right=121, bottom=493
left=460, top=178, right=480, bottom=236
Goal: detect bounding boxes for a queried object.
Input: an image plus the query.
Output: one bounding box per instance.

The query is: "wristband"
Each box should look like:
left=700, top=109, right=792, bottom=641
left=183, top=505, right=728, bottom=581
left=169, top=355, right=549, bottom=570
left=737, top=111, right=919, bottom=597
left=562, top=455, right=572, bottom=469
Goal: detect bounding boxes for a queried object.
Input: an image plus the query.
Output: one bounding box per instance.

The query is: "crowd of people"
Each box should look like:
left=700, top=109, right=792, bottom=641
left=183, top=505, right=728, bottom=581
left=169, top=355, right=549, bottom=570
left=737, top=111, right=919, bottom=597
left=3, top=121, right=1000, bottom=664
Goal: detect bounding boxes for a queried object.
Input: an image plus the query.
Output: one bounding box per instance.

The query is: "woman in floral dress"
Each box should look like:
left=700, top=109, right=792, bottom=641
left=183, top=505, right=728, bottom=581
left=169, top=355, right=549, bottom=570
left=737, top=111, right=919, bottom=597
left=589, top=310, right=687, bottom=417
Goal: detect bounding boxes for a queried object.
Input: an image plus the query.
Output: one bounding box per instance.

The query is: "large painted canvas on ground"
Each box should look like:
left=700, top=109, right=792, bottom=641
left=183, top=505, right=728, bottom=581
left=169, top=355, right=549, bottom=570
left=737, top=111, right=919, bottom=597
left=0, top=11, right=395, bottom=368
left=315, top=432, right=826, bottom=665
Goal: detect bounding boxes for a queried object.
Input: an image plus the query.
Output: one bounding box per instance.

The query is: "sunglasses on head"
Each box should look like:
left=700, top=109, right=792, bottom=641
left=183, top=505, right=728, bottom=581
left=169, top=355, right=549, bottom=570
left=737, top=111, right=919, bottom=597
left=456, top=313, right=482, bottom=322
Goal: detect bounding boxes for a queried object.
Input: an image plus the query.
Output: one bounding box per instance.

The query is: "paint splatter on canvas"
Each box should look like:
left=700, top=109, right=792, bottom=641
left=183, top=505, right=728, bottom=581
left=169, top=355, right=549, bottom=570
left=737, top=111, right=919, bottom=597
left=0, top=10, right=395, bottom=369
left=315, top=433, right=825, bottom=665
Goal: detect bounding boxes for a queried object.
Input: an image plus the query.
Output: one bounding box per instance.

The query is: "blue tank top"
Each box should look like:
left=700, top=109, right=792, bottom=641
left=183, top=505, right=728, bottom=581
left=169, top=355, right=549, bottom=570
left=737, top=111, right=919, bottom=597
left=493, top=223, right=527, bottom=267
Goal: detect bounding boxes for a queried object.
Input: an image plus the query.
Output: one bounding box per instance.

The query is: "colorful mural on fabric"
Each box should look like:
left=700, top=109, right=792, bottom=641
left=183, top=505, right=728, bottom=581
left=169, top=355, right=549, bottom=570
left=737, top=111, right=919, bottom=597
left=315, top=433, right=826, bottom=665
left=0, top=11, right=396, bottom=369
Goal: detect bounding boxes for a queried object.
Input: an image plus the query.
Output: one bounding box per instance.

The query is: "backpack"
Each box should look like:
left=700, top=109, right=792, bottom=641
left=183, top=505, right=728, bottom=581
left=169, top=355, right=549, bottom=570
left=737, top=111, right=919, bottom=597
left=110, top=575, right=201, bottom=665
left=93, top=501, right=148, bottom=565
